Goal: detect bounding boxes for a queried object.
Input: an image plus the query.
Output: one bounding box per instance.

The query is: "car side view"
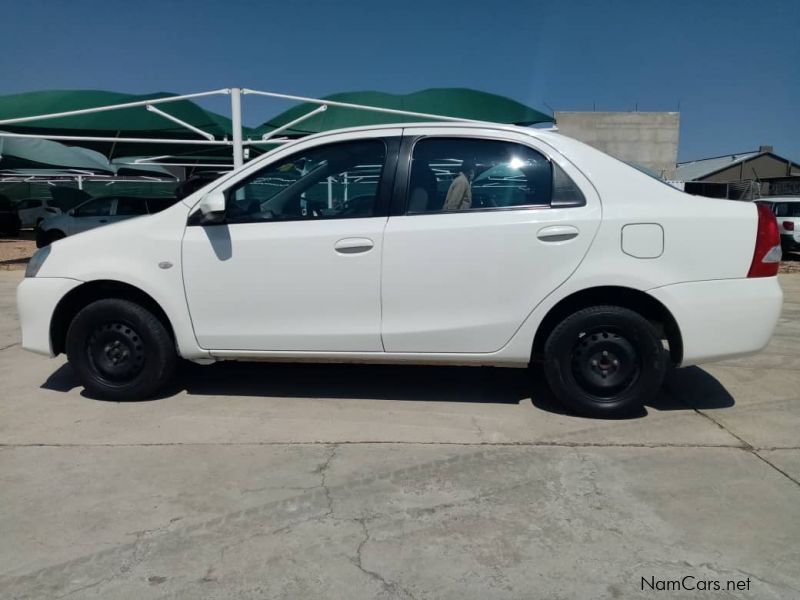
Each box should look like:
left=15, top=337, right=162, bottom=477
left=17, top=122, right=784, bottom=417
left=758, top=197, right=800, bottom=253
left=36, top=195, right=180, bottom=247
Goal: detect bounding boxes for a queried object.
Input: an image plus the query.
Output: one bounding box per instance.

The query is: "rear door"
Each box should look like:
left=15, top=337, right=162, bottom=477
left=381, top=128, right=601, bottom=353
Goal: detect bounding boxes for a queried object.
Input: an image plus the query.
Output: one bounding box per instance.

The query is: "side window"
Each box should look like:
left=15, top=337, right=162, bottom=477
left=115, top=197, right=148, bottom=216
left=226, top=139, right=387, bottom=224
left=74, top=197, right=114, bottom=217
left=406, top=138, right=553, bottom=214
left=29, top=199, right=42, bottom=208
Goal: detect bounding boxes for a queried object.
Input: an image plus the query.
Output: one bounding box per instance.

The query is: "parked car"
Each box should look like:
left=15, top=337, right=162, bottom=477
left=0, top=194, right=21, bottom=237
left=757, top=197, right=800, bottom=252
left=36, top=195, right=179, bottom=247
left=17, top=123, right=783, bottom=417
left=16, top=198, right=63, bottom=229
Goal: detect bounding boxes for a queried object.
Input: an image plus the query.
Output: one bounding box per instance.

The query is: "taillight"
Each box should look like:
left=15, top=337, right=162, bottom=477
left=748, top=203, right=781, bottom=277
left=783, top=221, right=795, bottom=231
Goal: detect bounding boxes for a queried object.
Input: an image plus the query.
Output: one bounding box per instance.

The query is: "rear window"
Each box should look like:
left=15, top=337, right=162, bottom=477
left=774, top=202, right=800, bottom=217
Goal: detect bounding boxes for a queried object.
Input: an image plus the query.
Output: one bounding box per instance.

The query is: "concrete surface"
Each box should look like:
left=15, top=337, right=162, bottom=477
left=0, top=270, right=798, bottom=599
left=555, top=111, right=680, bottom=179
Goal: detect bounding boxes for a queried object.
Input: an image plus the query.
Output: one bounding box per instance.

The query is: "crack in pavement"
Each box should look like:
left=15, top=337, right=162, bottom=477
left=352, top=517, right=417, bottom=600
left=683, top=404, right=800, bottom=489
left=0, top=341, right=19, bottom=351
left=0, top=440, right=759, bottom=449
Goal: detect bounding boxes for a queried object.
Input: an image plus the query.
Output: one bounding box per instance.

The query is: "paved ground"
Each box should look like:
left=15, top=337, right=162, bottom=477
left=0, top=270, right=798, bottom=599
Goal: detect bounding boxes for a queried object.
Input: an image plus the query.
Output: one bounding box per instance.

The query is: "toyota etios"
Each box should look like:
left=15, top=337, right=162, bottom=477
left=17, top=123, right=783, bottom=417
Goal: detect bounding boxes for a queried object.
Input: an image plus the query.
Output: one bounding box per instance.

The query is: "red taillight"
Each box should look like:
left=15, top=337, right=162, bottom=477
left=748, top=203, right=781, bottom=277
left=783, top=220, right=795, bottom=231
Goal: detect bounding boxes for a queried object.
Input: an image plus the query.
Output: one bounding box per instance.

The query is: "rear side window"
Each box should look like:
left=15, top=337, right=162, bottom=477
left=115, top=197, right=148, bottom=216
left=407, top=138, right=553, bottom=214
left=774, top=202, right=800, bottom=217
left=74, top=197, right=114, bottom=217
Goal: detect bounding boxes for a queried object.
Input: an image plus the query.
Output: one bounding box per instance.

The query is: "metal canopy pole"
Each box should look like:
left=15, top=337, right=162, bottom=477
left=242, top=88, right=490, bottom=125
left=145, top=105, right=215, bottom=140
left=230, top=87, right=244, bottom=168
left=0, top=131, right=231, bottom=145
left=0, top=89, right=230, bottom=127
left=261, top=104, right=327, bottom=140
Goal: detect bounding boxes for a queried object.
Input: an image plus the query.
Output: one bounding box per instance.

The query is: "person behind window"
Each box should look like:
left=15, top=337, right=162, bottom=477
left=442, top=158, right=476, bottom=211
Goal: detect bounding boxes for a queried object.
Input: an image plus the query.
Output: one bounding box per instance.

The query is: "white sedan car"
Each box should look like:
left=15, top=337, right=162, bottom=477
left=17, top=123, right=783, bottom=417
left=36, top=195, right=178, bottom=247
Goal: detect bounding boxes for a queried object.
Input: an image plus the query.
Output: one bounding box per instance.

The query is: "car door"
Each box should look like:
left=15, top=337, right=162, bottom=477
left=69, top=196, right=116, bottom=234
left=182, top=132, right=400, bottom=352
left=381, top=128, right=601, bottom=353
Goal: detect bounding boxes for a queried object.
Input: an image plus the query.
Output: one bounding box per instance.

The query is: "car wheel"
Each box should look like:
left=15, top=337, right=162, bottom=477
left=66, top=298, right=176, bottom=401
left=542, top=305, right=666, bottom=418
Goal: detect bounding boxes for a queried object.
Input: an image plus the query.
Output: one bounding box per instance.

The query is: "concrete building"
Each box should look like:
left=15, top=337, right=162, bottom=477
left=675, top=146, right=800, bottom=199
left=555, top=111, right=680, bottom=179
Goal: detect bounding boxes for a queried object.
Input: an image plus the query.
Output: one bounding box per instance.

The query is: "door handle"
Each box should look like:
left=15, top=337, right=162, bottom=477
left=99, top=219, right=108, bottom=223
left=334, top=237, right=374, bottom=254
left=537, top=225, right=579, bottom=242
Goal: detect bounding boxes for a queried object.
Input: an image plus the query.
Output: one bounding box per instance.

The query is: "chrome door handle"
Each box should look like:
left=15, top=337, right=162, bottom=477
left=334, top=237, right=374, bottom=254
left=537, top=225, right=579, bottom=242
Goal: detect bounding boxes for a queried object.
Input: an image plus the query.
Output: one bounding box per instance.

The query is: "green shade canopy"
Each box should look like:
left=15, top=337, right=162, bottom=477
left=0, top=90, right=244, bottom=158
left=253, top=88, right=552, bottom=138
left=0, top=134, right=113, bottom=172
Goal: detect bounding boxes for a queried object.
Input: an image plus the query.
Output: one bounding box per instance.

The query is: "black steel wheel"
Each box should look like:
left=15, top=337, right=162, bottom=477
left=66, top=298, right=176, bottom=400
left=543, top=305, right=666, bottom=418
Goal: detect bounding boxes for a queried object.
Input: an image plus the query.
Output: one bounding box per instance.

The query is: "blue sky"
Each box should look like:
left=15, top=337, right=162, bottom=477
left=1, top=0, right=798, bottom=161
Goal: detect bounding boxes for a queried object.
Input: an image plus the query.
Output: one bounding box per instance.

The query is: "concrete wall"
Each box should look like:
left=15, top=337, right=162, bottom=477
left=555, top=112, right=680, bottom=179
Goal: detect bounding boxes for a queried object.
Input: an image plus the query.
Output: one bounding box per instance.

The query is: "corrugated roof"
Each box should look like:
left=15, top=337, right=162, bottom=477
left=675, top=152, right=759, bottom=181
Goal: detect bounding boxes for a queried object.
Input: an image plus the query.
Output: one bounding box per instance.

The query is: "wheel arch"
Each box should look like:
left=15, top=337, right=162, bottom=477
left=531, top=286, right=683, bottom=365
left=50, top=280, right=175, bottom=356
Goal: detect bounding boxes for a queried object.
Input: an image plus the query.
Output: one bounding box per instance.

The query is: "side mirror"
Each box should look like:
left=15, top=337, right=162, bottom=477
left=197, top=191, right=226, bottom=225
left=67, top=209, right=75, bottom=216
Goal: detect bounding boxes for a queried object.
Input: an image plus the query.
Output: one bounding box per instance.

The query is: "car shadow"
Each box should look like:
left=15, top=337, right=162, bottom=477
left=41, top=360, right=735, bottom=418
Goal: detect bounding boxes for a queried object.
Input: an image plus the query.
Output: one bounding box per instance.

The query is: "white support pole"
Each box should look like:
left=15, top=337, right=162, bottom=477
left=77, top=175, right=83, bottom=190
left=0, top=89, right=230, bottom=127
left=145, top=105, right=215, bottom=140
left=243, top=88, right=490, bottom=125
left=262, top=104, right=327, bottom=140
left=0, top=132, right=231, bottom=145
left=231, top=87, right=244, bottom=168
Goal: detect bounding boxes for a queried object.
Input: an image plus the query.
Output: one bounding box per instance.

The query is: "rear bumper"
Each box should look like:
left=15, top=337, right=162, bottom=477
left=648, top=277, right=783, bottom=367
left=17, top=277, right=82, bottom=356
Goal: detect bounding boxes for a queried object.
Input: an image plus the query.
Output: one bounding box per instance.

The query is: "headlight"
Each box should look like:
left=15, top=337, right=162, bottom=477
left=25, top=246, right=51, bottom=278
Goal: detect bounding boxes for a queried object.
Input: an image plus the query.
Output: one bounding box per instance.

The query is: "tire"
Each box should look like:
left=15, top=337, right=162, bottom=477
left=36, top=229, right=64, bottom=248
left=66, top=298, right=176, bottom=401
left=542, top=305, right=666, bottom=418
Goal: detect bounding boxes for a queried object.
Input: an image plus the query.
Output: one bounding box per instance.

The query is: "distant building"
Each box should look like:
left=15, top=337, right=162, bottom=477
left=675, top=146, right=800, bottom=200
left=555, top=111, right=680, bottom=179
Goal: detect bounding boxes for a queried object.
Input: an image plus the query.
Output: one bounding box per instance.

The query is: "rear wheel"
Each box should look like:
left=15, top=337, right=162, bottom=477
left=66, top=299, right=176, bottom=400
left=542, top=305, right=666, bottom=418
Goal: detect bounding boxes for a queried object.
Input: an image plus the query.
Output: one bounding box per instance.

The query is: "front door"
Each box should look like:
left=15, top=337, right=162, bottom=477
left=182, top=134, right=399, bottom=352
left=381, top=131, right=601, bottom=353
left=69, top=196, right=116, bottom=235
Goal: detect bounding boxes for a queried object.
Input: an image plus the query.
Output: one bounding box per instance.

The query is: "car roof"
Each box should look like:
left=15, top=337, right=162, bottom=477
left=761, top=196, right=800, bottom=203
left=279, top=120, right=554, bottom=143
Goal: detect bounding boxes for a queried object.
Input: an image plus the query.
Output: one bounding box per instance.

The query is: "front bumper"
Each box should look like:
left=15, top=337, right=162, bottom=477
left=17, top=277, right=82, bottom=356
left=648, top=276, right=783, bottom=367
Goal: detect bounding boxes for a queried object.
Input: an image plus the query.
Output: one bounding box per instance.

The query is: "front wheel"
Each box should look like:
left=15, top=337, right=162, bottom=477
left=66, top=299, right=176, bottom=400
left=542, top=305, right=666, bottom=418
